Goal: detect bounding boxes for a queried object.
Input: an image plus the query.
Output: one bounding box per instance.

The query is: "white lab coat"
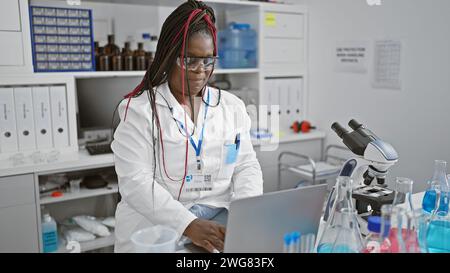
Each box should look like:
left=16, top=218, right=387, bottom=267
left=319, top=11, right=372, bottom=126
left=111, top=82, right=263, bottom=252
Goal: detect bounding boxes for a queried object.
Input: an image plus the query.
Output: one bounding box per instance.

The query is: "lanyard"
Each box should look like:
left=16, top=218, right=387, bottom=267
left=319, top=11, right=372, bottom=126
left=177, top=89, right=210, bottom=171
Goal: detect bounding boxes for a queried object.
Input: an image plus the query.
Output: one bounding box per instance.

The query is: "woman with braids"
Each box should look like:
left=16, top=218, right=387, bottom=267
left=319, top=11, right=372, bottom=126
left=111, top=0, right=263, bottom=253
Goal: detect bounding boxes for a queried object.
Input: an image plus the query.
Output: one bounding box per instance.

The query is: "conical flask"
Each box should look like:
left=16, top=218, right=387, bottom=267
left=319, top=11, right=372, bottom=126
left=423, top=160, right=449, bottom=214
left=317, top=208, right=364, bottom=253
left=317, top=177, right=363, bottom=253
left=426, top=182, right=450, bottom=253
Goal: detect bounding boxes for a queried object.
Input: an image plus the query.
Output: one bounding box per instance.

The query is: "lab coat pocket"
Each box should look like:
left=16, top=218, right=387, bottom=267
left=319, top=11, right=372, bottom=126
left=217, top=142, right=240, bottom=180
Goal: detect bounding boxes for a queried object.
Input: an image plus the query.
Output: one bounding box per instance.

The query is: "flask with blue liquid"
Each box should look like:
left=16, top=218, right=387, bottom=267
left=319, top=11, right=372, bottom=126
left=422, top=160, right=449, bottom=214
left=424, top=183, right=450, bottom=253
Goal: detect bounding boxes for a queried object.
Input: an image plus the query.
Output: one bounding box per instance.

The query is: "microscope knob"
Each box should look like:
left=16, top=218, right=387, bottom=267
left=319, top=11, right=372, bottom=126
left=363, top=170, right=374, bottom=185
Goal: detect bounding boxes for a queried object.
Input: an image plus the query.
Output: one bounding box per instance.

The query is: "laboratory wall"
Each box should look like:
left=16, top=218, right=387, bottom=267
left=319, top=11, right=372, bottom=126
left=298, top=0, right=450, bottom=191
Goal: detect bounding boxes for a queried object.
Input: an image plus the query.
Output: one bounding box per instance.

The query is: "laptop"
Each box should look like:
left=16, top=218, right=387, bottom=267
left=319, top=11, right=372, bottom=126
left=223, top=184, right=328, bottom=253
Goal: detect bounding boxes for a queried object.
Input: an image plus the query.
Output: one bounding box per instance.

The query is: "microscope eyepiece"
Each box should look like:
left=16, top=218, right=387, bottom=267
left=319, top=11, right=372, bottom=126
left=331, top=122, right=349, bottom=139
left=349, top=119, right=363, bottom=130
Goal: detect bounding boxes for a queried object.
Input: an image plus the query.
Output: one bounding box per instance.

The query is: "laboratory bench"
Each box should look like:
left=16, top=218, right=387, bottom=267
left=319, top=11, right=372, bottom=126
left=0, top=130, right=325, bottom=253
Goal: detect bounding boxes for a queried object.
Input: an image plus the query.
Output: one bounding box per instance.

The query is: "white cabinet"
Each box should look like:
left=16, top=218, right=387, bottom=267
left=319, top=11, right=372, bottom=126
left=0, top=174, right=39, bottom=253
left=0, top=0, right=32, bottom=73
left=263, top=38, right=304, bottom=66
left=0, top=0, right=23, bottom=66
left=263, top=12, right=304, bottom=39
left=0, top=0, right=21, bottom=31
left=0, top=22, right=24, bottom=67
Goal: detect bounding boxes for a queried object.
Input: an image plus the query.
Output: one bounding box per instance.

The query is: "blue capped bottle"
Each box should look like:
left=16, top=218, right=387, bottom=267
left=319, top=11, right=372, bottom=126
left=41, top=211, right=58, bottom=253
left=422, top=160, right=449, bottom=214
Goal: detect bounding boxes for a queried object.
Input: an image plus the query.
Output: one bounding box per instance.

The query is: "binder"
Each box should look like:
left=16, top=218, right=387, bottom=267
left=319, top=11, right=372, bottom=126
left=289, top=78, right=303, bottom=121
left=14, top=87, right=37, bottom=151
left=277, top=79, right=290, bottom=130
left=32, top=86, right=53, bottom=149
left=49, top=86, right=69, bottom=148
left=0, top=88, right=19, bottom=153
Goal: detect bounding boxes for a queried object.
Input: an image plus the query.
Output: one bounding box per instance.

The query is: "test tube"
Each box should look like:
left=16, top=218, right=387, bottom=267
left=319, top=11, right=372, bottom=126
left=291, top=232, right=301, bottom=253
left=283, top=233, right=292, bottom=253
left=300, top=233, right=316, bottom=253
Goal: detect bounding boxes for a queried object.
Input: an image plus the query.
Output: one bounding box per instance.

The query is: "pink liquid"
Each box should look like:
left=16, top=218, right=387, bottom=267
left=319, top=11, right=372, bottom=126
left=387, top=228, right=420, bottom=253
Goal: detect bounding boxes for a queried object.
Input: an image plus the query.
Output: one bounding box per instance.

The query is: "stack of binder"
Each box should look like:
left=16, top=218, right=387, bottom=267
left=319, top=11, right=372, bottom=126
left=0, top=85, right=70, bottom=154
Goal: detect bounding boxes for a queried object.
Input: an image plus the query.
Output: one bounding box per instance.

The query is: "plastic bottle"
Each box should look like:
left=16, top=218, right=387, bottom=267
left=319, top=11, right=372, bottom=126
left=42, top=211, right=58, bottom=253
left=218, top=22, right=257, bottom=68
left=142, top=33, right=158, bottom=53
left=363, top=216, right=391, bottom=253
left=423, top=160, right=449, bottom=214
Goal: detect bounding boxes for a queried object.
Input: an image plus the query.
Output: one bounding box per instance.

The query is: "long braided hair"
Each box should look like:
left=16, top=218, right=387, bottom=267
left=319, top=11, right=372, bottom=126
left=117, top=0, right=218, bottom=201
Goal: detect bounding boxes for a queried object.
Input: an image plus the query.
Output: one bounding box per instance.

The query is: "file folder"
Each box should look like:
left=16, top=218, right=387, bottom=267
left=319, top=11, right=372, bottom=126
left=49, top=86, right=69, bottom=148
left=0, top=88, right=19, bottom=153
left=32, top=86, right=53, bottom=149
left=14, top=87, right=37, bottom=151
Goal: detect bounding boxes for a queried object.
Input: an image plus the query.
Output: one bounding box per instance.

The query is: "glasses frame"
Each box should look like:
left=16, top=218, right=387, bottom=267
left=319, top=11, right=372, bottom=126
left=176, top=56, right=218, bottom=71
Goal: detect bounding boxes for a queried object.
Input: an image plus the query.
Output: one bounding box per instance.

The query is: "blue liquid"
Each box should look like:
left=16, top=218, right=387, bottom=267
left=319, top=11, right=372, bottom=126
left=422, top=190, right=449, bottom=213
left=317, top=243, right=357, bottom=253
left=426, top=220, right=450, bottom=253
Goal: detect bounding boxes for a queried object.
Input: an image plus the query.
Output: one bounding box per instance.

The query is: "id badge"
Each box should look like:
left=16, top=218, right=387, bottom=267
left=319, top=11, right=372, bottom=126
left=184, top=173, right=213, bottom=192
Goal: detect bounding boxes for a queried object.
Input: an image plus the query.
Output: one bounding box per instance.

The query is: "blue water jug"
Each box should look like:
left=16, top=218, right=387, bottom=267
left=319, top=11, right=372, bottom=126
left=218, top=22, right=257, bottom=68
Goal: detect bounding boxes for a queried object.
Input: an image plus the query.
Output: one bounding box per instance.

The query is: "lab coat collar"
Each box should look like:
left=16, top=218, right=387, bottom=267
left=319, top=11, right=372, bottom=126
left=154, top=82, right=218, bottom=136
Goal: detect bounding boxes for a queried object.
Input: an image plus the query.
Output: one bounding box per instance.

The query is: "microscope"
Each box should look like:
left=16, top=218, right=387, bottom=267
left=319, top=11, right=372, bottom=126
left=324, top=119, right=399, bottom=221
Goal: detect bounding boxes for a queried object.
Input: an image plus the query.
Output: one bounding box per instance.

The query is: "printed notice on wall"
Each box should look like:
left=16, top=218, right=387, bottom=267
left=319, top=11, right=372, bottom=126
left=372, top=40, right=402, bottom=90
left=335, top=41, right=369, bottom=73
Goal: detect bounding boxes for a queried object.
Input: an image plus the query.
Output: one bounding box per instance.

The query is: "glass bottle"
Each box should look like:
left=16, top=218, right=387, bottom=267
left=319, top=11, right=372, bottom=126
left=423, top=160, right=449, bottom=214
left=94, top=41, right=100, bottom=71
left=317, top=208, right=364, bottom=253
left=104, top=34, right=120, bottom=56
left=122, top=42, right=134, bottom=71
left=392, top=177, right=415, bottom=212
left=111, top=52, right=123, bottom=71
left=98, top=47, right=110, bottom=71
left=134, top=42, right=146, bottom=70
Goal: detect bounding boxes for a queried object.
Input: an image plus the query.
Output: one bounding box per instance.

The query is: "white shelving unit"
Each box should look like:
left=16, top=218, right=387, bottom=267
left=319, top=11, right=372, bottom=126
left=56, top=233, right=115, bottom=253
left=36, top=68, right=259, bottom=79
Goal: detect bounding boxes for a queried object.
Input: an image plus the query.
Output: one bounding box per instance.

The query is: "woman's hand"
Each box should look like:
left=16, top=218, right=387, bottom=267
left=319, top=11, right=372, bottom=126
left=183, top=218, right=226, bottom=253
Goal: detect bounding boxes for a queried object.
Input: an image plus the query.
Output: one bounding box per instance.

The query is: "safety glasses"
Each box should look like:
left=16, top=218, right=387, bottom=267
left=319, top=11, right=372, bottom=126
left=176, top=56, right=218, bottom=71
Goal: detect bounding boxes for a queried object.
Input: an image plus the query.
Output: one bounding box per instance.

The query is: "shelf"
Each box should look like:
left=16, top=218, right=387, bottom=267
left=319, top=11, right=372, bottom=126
left=0, top=148, right=114, bottom=177
left=35, top=68, right=259, bottom=79
left=73, top=0, right=262, bottom=8
left=40, top=182, right=118, bottom=205
left=56, top=232, right=115, bottom=253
